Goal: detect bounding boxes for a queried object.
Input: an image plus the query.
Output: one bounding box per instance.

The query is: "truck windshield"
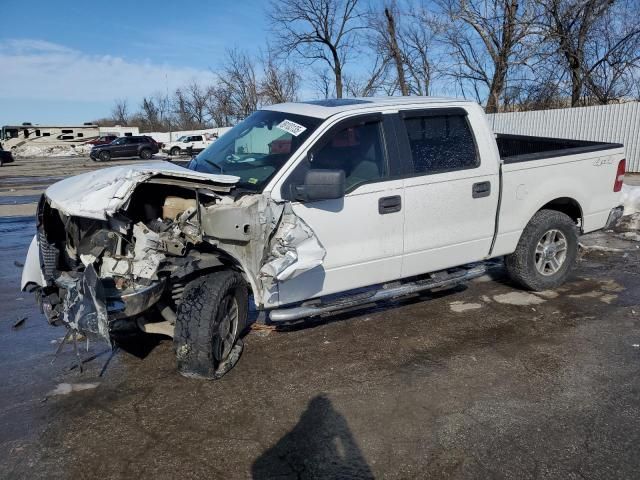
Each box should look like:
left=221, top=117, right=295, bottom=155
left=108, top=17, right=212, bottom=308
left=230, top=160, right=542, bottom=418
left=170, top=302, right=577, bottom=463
left=189, top=110, right=320, bottom=191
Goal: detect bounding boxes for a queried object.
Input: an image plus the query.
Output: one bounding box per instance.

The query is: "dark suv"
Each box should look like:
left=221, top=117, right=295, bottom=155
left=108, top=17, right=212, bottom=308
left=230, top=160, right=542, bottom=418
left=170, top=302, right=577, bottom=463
left=90, top=136, right=159, bottom=162
left=0, top=143, right=14, bottom=167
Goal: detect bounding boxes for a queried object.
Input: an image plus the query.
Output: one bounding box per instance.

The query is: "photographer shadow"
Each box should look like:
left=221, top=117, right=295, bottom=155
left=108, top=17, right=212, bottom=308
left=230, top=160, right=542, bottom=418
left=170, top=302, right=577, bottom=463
left=252, top=394, right=374, bottom=479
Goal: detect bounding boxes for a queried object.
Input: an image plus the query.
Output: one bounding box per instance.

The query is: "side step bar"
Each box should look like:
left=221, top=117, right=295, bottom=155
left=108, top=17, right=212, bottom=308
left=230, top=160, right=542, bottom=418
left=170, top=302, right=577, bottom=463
left=268, top=265, right=487, bottom=323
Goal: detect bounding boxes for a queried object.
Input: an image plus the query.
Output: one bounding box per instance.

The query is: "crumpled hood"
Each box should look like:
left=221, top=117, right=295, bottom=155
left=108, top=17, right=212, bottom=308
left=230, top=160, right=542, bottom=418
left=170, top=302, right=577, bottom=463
left=45, top=161, right=239, bottom=220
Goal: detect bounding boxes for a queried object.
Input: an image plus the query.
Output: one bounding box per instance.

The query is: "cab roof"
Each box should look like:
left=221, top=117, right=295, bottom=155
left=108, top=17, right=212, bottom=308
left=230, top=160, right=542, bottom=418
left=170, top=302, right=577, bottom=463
left=262, top=96, right=475, bottom=119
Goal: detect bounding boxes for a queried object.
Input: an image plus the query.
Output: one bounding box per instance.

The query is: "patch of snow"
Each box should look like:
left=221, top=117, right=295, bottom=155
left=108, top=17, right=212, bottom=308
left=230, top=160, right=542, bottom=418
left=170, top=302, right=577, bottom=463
left=620, top=184, right=640, bottom=216
left=535, top=290, right=559, bottom=299
left=48, top=382, right=99, bottom=396
left=579, top=243, right=625, bottom=253
left=13, top=144, right=93, bottom=158
left=493, top=292, right=546, bottom=306
left=472, top=274, right=494, bottom=283
left=599, top=294, right=618, bottom=304
left=449, top=301, right=483, bottom=313
left=618, top=231, right=640, bottom=242
left=618, top=214, right=640, bottom=232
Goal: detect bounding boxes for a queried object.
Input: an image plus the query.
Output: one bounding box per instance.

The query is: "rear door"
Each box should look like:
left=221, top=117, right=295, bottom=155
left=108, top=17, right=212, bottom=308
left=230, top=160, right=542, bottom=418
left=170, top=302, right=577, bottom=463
left=274, top=114, right=406, bottom=306
left=125, top=137, right=141, bottom=157
left=396, top=107, right=500, bottom=277
left=191, top=135, right=205, bottom=151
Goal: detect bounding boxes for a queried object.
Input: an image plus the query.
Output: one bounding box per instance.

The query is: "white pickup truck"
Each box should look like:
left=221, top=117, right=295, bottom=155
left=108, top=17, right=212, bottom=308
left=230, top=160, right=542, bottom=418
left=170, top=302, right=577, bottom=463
left=163, top=134, right=214, bottom=157
left=21, top=97, right=626, bottom=379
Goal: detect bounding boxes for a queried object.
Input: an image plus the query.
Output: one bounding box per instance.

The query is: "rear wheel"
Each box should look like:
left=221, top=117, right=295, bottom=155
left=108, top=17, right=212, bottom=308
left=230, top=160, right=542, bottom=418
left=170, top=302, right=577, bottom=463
left=505, top=209, right=578, bottom=291
left=170, top=147, right=181, bottom=157
left=139, top=148, right=152, bottom=159
left=99, top=151, right=111, bottom=162
left=174, top=270, right=248, bottom=379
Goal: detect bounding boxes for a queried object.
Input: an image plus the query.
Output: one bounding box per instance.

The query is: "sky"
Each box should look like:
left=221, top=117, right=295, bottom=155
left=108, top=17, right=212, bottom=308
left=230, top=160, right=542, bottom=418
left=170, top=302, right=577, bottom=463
left=0, top=0, right=271, bottom=125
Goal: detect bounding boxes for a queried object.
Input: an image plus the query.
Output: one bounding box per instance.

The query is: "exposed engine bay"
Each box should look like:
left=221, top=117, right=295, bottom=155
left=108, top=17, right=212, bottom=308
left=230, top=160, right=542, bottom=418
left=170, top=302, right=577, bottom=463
left=25, top=167, right=325, bottom=344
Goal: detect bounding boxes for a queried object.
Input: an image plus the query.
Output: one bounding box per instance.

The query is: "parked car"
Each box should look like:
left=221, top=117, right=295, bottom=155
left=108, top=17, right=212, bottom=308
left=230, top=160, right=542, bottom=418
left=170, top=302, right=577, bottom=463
left=89, top=135, right=159, bottom=161
left=163, top=134, right=214, bottom=157
left=22, top=97, right=626, bottom=380
left=0, top=143, right=14, bottom=166
left=85, top=135, right=117, bottom=146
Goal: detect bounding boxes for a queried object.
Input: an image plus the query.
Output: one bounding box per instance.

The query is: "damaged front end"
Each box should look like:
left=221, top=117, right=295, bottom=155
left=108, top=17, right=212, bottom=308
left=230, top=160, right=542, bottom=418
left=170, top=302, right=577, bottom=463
left=21, top=163, right=325, bottom=345
left=29, top=193, right=188, bottom=343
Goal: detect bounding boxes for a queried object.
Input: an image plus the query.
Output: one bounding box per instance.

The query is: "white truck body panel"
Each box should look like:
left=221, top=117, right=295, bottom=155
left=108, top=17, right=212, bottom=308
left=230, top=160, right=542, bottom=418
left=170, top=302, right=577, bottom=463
left=492, top=149, right=624, bottom=256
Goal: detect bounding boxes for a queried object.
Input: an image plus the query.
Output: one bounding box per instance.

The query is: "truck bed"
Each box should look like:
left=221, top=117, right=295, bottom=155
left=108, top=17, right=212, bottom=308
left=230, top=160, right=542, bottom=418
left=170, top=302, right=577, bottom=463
left=496, top=133, right=623, bottom=164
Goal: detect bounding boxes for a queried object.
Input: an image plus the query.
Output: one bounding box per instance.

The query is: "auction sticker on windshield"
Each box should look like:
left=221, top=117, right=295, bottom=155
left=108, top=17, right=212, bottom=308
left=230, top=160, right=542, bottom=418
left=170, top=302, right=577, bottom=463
left=277, top=119, right=307, bottom=136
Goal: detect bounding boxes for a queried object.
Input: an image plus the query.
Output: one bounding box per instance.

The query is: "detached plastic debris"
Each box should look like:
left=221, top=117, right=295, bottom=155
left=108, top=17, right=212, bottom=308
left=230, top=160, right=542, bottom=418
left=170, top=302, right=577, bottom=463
left=12, top=316, right=27, bottom=329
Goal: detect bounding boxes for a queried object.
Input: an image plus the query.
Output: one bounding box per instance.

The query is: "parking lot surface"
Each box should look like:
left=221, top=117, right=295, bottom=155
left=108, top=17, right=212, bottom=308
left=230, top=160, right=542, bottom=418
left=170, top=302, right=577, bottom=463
left=1, top=157, right=639, bottom=479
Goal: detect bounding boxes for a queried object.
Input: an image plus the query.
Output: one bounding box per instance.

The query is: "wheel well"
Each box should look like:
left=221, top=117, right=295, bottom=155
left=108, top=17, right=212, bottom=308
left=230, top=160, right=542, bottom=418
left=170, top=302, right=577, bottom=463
left=539, top=197, right=583, bottom=228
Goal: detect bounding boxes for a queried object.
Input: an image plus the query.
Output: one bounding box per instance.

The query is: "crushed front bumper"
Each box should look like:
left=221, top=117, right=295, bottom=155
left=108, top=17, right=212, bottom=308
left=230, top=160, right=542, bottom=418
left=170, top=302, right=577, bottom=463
left=46, top=265, right=166, bottom=344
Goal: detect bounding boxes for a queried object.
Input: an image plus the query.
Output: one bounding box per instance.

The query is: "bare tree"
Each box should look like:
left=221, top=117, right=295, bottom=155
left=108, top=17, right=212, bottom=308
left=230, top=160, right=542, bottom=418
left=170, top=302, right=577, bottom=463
left=366, top=2, right=409, bottom=95
left=206, top=86, right=235, bottom=127
left=539, top=0, right=640, bottom=106
left=260, top=49, right=301, bottom=104
left=111, top=98, right=129, bottom=125
left=268, top=0, right=364, bottom=98
left=311, top=68, right=336, bottom=98
left=216, top=49, right=259, bottom=121
left=173, top=82, right=212, bottom=129
left=437, top=0, right=536, bottom=113
left=344, top=55, right=392, bottom=96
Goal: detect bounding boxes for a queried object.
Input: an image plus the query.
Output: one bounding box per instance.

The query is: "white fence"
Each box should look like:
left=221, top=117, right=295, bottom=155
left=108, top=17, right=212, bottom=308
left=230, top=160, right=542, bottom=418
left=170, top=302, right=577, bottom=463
left=488, top=102, right=640, bottom=173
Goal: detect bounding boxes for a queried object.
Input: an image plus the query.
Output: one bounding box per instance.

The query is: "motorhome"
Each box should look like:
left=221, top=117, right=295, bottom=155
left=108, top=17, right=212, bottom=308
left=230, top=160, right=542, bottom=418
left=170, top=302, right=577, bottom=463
left=0, top=124, right=139, bottom=150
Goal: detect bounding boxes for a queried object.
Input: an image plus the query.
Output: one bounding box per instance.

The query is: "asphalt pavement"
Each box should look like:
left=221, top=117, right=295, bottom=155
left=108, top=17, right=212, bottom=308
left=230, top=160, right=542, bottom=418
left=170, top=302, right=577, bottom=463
left=0, top=157, right=639, bottom=479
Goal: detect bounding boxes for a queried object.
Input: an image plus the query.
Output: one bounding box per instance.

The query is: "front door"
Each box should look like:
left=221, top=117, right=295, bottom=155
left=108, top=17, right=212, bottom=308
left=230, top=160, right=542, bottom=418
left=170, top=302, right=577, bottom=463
left=396, top=108, right=500, bottom=277
left=275, top=115, right=405, bottom=306
left=109, top=137, right=127, bottom=157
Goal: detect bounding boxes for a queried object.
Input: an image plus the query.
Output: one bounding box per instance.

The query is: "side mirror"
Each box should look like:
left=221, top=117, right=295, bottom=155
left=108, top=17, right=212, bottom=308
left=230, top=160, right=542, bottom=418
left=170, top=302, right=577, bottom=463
left=295, top=169, right=345, bottom=202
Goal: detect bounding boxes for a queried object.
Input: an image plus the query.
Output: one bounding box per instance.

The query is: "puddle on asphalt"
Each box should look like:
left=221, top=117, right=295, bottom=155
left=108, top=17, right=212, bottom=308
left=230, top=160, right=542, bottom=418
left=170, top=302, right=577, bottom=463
left=0, top=194, right=42, bottom=206
left=0, top=175, right=63, bottom=187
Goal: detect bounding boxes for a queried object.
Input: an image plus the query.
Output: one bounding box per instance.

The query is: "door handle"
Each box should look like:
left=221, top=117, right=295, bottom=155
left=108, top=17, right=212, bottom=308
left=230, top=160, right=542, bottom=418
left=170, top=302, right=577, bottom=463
left=379, top=195, right=402, bottom=214
left=472, top=181, right=491, bottom=198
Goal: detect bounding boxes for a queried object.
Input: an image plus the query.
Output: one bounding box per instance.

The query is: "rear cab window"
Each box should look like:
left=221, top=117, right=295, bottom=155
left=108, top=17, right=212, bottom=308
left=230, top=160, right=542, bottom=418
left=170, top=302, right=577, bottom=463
left=400, top=108, right=479, bottom=175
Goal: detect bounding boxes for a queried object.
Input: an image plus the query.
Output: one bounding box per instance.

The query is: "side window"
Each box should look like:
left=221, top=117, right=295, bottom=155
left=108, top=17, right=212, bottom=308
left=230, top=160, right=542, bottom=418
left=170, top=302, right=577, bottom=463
left=192, top=135, right=203, bottom=141
left=311, top=121, right=386, bottom=191
left=403, top=114, right=478, bottom=174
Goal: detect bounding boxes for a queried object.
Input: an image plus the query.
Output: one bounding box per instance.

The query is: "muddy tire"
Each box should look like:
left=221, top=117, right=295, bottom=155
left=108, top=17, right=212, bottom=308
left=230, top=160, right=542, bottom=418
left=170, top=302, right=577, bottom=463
left=174, top=270, right=248, bottom=379
left=139, top=148, right=152, bottom=160
left=99, top=150, right=111, bottom=162
left=170, top=147, right=181, bottom=157
left=505, top=209, right=579, bottom=291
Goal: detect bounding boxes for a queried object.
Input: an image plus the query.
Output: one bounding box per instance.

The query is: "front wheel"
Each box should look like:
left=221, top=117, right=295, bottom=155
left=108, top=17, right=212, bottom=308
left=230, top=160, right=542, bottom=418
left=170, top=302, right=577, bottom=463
left=99, top=151, right=111, bottom=162
left=170, top=147, right=181, bottom=157
left=174, top=270, right=248, bottom=379
left=506, top=209, right=578, bottom=291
